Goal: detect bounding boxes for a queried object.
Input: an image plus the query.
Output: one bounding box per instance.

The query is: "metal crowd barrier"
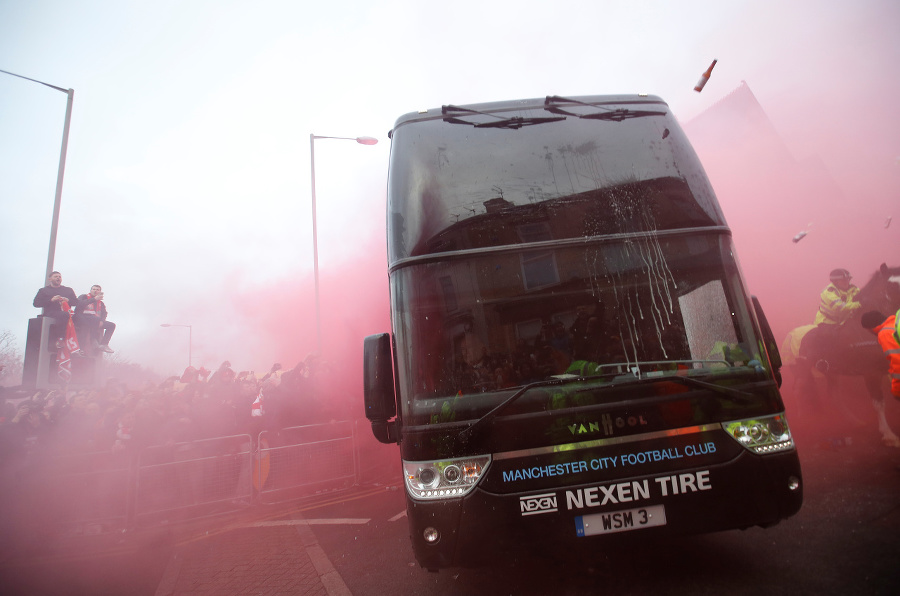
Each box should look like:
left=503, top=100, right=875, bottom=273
left=256, top=420, right=359, bottom=504
left=135, top=433, right=253, bottom=525
left=6, top=420, right=361, bottom=535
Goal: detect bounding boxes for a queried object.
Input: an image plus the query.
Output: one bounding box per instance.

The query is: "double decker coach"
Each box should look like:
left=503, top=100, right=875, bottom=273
left=363, top=94, right=802, bottom=570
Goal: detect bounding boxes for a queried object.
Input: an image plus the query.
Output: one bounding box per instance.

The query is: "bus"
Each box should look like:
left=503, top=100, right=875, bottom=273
left=363, top=94, right=802, bottom=570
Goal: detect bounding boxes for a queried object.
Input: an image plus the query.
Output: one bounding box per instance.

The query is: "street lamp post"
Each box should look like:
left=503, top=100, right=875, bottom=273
left=0, top=69, right=74, bottom=283
left=309, top=134, right=378, bottom=354
left=160, top=324, right=192, bottom=369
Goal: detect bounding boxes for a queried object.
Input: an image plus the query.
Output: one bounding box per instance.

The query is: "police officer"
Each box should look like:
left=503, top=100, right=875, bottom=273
left=814, top=268, right=861, bottom=325
left=861, top=310, right=900, bottom=399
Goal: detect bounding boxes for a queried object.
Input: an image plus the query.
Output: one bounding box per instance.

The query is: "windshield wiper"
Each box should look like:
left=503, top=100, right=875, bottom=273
left=580, top=109, right=667, bottom=121
left=457, top=369, right=763, bottom=445
left=475, top=116, right=567, bottom=129
left=442, top=104, right=566, bottom=129
left=457, top=378, right=567, bottom=445
left=457, top=372, right=628, bottom=445
left=653, top=374, right=757, bottom=404
left=544, top=95, right=666, bottom=121
left=583, top=362, right=759, bottom=403
left=442, top=104, right=491, bottom=117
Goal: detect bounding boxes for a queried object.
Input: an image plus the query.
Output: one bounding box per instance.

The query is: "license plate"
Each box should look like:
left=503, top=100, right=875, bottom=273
left=575, top=504, right=667, bottom=537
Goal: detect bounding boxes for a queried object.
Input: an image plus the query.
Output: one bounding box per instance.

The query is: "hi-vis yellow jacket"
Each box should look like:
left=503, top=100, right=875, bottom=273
left=814, top=283, right=861, bottom=325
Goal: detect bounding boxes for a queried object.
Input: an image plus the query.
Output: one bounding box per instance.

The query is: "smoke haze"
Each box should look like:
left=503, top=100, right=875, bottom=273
left=0, top=0, right=897, bottom=440
left=4, top=7, right=900, bottom=594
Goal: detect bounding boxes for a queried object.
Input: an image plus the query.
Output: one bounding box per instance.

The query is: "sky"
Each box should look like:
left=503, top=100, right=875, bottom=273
left=1, top=0, right=898, bottom=381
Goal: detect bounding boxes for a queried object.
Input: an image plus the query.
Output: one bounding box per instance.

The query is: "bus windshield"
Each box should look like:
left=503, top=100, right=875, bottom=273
left=391, top=232, right=766, bottom=426
left=387, top=96, right=726, bottom=262
left=386, top=97, right=766, bottom=427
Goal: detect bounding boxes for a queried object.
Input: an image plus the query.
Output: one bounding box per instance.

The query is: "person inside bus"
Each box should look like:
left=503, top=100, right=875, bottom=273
left=569, top=307, right=593, bottom=360
left=547, top=320, right=573, bottom=357
left=565, top=312, right=606, bottom=377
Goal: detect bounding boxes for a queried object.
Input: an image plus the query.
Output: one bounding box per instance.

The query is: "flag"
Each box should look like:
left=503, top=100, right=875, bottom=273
left=57, top=299, right=80, bottom=381
left=251, top=390, right=265, bottom=417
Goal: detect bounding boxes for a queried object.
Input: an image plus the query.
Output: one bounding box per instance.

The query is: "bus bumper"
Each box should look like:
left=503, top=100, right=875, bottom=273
left=406, top=449, right=802, bottom=569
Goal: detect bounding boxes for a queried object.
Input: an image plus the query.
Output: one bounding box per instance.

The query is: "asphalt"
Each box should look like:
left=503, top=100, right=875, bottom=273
left=0, top=429, right=396, bottom=595
left=153, top=510, right=352, bottom=596
left=0, top=495, right=356, bottom=596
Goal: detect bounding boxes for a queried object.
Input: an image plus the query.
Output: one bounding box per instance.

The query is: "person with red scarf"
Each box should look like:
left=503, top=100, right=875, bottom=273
left=33, top=271, right=77, bottom=347
left=74, top=284, right=116, bottom=354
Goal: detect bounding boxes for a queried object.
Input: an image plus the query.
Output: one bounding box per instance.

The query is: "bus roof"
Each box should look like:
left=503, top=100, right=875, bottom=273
left=385, top=93, right=727, bottom=263
left=390, top=94, right=668, bottom=135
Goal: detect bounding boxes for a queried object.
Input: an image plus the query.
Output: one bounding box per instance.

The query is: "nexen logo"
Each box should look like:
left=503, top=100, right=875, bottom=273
left=520, top=493, right=558, bottom=516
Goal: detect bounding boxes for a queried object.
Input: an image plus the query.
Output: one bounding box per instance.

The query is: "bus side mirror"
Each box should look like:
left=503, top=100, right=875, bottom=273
left=751, top=296, right=782, bottom=387
left=364, top=333, right=399, bottom=444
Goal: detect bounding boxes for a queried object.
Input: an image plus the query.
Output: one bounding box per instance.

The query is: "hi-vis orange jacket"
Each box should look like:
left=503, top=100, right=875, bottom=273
left=873, top=315, right=900, bottom=399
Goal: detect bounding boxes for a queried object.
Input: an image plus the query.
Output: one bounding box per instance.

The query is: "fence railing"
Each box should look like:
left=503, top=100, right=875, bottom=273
left=6, top=420, right=361, bottom=536
left=135, top=433, right=254, bottom=525
left=257, top=421, right=358, bottom=504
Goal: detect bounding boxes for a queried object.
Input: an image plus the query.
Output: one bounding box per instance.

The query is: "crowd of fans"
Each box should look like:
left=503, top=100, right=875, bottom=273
left=0, top=355, right=351, bottom=466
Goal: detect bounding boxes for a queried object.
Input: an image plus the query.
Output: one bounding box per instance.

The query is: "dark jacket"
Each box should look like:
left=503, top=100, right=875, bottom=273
left=33, top=285, right=77, bottom=315
left=75, top=294, right=109, bottom=320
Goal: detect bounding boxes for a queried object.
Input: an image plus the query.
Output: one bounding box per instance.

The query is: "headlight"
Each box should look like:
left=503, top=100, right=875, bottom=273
left=723, top=414, right=794, bottom=454
left=403, top=455, right=491, bottom=500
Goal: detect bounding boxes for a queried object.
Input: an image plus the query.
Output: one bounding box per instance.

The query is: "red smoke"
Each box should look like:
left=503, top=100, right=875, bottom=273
left=685, top=82, right=897, bottom=337
left=149, top=82, right=898, bottom=445
left=217, top=234, right=391, bottom=407
left=685, top=82, right=900, bottom=442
